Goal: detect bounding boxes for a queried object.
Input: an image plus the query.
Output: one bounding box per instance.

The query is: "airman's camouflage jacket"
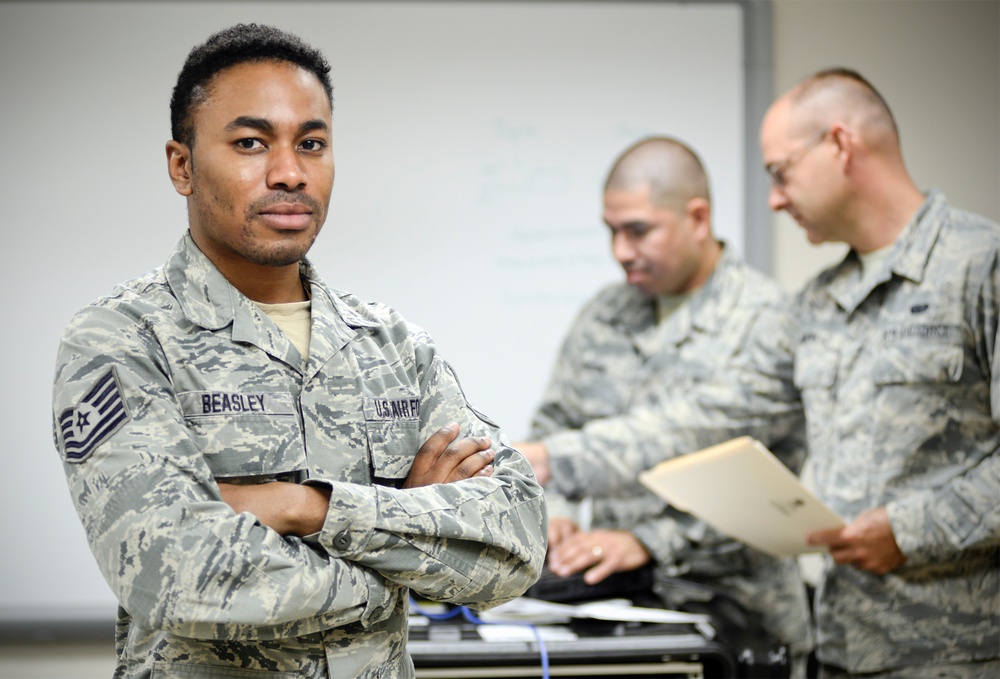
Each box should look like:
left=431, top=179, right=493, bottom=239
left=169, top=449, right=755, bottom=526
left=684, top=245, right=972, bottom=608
left=52, top=234, right=546, bottom=678
left=795, top=192, right=999, bottom=673
left=529, top=245, right=812, bottom=655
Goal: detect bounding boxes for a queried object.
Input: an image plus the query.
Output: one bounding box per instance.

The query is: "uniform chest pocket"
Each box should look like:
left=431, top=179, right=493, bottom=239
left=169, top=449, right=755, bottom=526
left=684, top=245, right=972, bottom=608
left=872, top=339, right=964, bottom=385
left=793, top=344, right=838, bottom=390
left=363, top=396, right=421, bottom=486
left=179, top=391, right=307, bottom=481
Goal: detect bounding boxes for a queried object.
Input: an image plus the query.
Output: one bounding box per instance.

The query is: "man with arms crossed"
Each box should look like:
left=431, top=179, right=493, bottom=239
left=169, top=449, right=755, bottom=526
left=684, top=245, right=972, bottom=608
left=760, top=67, right=999, bottom=677
left=517, top=137, right=813, bottom=673
left=52, top=24, right=545, bottom=678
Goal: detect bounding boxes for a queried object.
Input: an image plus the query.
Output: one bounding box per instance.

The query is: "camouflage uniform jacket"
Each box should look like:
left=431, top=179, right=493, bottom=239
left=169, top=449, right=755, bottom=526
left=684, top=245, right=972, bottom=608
left=52, top=234, right=546, bottom=679
left=794, top=191, right=1000, bottom=673
left=529, top=245, right=812, bottom=654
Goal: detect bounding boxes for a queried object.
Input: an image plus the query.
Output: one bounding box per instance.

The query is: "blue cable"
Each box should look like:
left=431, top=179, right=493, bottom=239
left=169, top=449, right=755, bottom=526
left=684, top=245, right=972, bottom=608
left=410, top=597, right=551, bottom=679
left=409, top=597, right=465, bottom=621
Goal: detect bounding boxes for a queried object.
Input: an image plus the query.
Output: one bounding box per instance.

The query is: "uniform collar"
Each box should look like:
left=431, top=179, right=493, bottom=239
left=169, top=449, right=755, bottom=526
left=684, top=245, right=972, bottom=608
left=603, top=243, right=740, bottom=353
left=890, top=190, right=945, bottom=284
left=657, top=243, right=741, bottom=346
left=164, top=233, right=378, bottom=371
left=824, top=191, right=945, bottom=312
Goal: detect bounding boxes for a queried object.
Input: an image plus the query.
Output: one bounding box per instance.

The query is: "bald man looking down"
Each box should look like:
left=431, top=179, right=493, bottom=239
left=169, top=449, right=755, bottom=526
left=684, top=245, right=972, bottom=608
left=516, top=137, right=813, bottom=674
left=761, top=68, right=999, bottom=678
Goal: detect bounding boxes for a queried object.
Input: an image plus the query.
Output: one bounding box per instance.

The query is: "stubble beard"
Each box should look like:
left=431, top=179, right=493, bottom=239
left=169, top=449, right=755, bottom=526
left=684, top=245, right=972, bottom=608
left=238, top=220, right=322, bottom=267
left=191, top=188, right=327, bottom=268
left=237, top=192, right=326, bottom=267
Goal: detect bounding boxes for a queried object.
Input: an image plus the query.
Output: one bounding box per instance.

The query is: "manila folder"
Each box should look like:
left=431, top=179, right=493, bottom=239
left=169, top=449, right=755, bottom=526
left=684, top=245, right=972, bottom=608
left=638, top=436, right=844, bottom=557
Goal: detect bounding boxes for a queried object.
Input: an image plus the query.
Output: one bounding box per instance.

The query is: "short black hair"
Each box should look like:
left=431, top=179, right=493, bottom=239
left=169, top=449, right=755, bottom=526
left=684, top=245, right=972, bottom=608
left=170, top=23, right=333, bottom=146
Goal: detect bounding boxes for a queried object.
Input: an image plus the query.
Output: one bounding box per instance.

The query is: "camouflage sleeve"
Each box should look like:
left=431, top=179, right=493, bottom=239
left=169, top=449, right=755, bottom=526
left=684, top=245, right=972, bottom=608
left=527, top=311, right=593, bottom=439
left=308, top=336, right=548, bottom=611
left=886, top=259, right=1000, bottom=564
left=541, top=487, right=582, bottom=522
left=546, top=306, right=804, bottom=499
left=52, top=305, right=396, bottom=640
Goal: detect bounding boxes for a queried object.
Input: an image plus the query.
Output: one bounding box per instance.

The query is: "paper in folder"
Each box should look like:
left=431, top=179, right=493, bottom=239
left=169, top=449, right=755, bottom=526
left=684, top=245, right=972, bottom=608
left=638, top=436, right=844, bottom=557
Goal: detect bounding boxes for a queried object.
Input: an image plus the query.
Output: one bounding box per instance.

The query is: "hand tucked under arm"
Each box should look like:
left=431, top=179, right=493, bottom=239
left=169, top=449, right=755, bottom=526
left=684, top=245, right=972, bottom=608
left=220, top=424, right=496, bottom=536
left=219, top=481, right=332, bottom=537
left=403, top=422, right=495, bottom=488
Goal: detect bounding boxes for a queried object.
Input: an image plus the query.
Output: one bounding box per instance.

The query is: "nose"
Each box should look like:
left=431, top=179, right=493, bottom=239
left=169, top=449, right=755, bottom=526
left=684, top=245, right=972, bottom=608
left=611, top=232, right=636, bottom=266
left=768, top=183, right=789, bottom=212
left=267, top=145, right=307, bottom=191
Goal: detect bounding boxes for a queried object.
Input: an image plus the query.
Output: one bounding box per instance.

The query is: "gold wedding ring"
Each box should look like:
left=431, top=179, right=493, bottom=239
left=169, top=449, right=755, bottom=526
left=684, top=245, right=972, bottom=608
left=592, top=545, right=604, bottom=558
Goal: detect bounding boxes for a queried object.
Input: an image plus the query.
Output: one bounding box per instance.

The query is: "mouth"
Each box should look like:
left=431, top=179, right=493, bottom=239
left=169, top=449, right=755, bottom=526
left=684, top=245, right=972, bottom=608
left=257, top=203, right=314, bottom=231
left=623, top=264, right=647, bottom=283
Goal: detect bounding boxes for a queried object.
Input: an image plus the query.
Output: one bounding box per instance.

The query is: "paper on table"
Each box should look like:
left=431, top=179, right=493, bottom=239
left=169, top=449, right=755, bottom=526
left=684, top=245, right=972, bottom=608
left=638, top=436, right=845, bottom=557
left=477, top=597, right=711, bottom=626
left=477, top=625, right=579, bottom=642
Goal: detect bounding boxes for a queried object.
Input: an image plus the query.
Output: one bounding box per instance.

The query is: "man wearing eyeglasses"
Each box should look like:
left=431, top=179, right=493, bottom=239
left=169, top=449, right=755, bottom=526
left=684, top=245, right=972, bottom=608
left=760, top=68, right=999, bottom=678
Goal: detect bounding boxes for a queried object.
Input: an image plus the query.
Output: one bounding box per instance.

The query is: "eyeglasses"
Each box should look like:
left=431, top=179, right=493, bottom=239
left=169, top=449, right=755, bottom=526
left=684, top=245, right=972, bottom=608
left=765, top=128, right=829, bottom=187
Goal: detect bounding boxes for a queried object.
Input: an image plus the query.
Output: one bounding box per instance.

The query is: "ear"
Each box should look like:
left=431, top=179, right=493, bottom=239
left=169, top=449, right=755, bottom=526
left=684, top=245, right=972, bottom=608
left=166, top=140, right=193, bottom=196
left=828, top=123, right=854, bottom=171
left=685, top=197, right=712, bottom=241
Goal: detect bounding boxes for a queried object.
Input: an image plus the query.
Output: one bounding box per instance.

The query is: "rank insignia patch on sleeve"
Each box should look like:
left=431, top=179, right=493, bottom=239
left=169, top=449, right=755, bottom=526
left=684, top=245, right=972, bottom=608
left=57, top=367, right=131, bottom=463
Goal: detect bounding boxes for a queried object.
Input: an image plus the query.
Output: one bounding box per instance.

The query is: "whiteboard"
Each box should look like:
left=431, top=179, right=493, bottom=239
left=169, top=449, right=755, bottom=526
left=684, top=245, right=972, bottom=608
left=0, top=0, right=760, bottom=633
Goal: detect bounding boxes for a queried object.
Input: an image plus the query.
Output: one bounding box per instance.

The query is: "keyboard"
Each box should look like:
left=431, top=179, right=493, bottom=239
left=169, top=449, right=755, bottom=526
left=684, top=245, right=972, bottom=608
left=524, top=564, right=655, bottom=603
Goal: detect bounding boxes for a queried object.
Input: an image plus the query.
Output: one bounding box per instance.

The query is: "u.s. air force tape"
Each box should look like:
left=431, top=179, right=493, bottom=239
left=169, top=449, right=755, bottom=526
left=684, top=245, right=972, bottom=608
left=363, top=396, right=421, bottom=421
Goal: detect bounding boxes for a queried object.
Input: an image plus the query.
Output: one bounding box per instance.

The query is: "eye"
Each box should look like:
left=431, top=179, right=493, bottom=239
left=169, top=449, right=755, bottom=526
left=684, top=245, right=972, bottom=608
left=768, top=164, right=787, bottom=187
left=235, top=138, right=265, bottom=151
left=626, top=223, right=651, bottom=238
left=299, top=139, right=327, bottom=152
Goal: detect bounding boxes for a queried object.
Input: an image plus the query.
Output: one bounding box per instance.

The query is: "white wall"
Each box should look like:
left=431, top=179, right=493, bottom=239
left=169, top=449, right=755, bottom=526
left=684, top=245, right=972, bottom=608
left=769, top=0, right=1000, bottom=292
left=0, top=1, right=745, bottom=675
left=0, top=0, right=746, bottom=630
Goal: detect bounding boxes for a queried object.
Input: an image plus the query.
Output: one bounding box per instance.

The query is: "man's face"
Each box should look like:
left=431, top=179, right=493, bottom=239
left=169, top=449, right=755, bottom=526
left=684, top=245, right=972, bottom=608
left=171, top=60, right=334, bottom=270
left=760, top=99, right=840, bottom=245
left=603, top=186, right=701, bottom=297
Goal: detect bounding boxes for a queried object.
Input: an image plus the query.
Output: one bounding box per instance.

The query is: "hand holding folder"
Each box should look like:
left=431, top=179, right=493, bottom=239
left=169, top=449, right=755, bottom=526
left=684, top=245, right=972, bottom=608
left=638, top=436, right=844, bottom=557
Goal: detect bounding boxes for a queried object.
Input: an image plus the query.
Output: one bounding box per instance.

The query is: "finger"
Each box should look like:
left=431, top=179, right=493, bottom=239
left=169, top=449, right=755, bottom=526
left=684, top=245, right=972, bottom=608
left=448, top=441, right=495, bottom=480
left=807, top=527, right=844, bottom=546
left=828, top=545, right=857, bottom=566
left=416, top=436, right=493, bottom=483
left=440, top=436, right=492, bottom=465
left=414, top=422, right=460, bottom=459
left=583, top=558, right=616, bottom=585
left=551, top=524, right=574, bottom=546
left=407, top=423, right=460, bottom=478
left=548, top=520, right=574, bottom=549
left=547, top=529, right=561, bottom=550
left=556, top=524, right=577, bottom=543
left=549, top=554, right=587, bottom=577
left=551, top=540, right=603, bottom=577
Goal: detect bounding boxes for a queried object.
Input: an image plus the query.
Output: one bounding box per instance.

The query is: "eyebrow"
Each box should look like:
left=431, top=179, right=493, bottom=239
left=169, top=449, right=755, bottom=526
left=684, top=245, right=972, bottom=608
left=606, top=220, right=651, bottom=232
left=225, top=116, right=330, bottom=136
